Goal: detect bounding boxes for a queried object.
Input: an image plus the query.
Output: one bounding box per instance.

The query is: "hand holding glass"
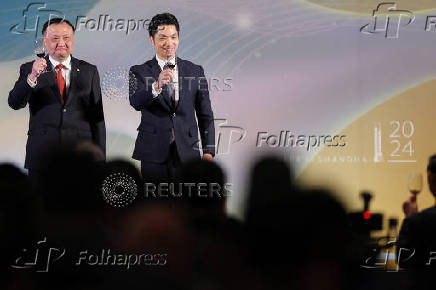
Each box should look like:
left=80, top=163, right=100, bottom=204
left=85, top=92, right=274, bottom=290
left=408, top=172, right=423, bottom=202
left=34, top=39, right=51, bottom=73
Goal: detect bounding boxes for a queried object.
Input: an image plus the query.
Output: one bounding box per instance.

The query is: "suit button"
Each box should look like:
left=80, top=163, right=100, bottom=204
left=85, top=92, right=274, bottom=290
left=172, top=113, right=176, bottom=118
left=63, top=109, right=67, bottom=113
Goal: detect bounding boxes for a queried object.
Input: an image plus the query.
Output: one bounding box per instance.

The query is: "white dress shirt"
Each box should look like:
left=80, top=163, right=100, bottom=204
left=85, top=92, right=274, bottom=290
left=49, top=55, right=72, bottom=95
left=152, top=54, right=179, bottom=103
left=27, top=55, right=72, bottom=94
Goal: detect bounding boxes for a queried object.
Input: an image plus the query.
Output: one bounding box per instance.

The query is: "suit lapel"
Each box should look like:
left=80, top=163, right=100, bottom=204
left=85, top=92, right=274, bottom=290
left=65, top=57, right=78, bottom=107
left=40, top=55, right=63, bottom=103
left=150, top=57, right=161, bottom=80
left=149, top=57, right=172, bottom=111
left=175, top=57, right=183, bottom=112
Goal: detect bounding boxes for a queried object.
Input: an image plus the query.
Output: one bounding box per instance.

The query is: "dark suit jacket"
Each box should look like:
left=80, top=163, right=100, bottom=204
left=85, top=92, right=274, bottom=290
left=8, top=56, right=106, bottom=170
left=397, top=206, right=436, bottom=268
left=129, top=57, right=215, bottom=163
left=397, top=206, right=436, bottom=289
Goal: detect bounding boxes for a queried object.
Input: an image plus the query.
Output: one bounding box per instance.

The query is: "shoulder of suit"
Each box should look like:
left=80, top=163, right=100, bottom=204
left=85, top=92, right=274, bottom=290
left=404, top=206, right=436, bottom=227
left=72, top=57, right=98, bottom=70
left=19, top=61, right=34, bottom=75
left=130, top=59, right=157, bottom=74
left=417, top=206, right=436, bottom=219
left=130, top=58, right=204, bottom=72
left=177, top=58, right=206, bottom=77
left=22, top=60, right=34, bottom=66
left=21, top=60, right=34, bottom=68
left=178, top=58, right=202, bottom=69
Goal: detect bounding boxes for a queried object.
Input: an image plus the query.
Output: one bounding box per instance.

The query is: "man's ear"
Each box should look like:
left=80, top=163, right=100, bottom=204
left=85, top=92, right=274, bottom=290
left=149, top=36, right=155, bottom=47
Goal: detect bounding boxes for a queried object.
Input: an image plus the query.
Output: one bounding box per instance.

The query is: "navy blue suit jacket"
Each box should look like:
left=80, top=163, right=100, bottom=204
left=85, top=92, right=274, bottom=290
left=129, top=57, right=215, bottom=163
left=8, top=56, right=106, bottom=169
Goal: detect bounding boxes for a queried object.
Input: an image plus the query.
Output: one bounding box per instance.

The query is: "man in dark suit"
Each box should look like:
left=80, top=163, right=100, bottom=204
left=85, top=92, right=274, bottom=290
left=8, top=18, right=105, bottom=175
left=397, top=155, right=436, bottom=289
left=129, top=13, right=215, bottom=182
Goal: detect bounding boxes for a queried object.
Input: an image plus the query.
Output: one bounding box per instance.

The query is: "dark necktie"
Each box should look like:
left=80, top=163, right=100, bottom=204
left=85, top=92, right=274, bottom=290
left=56, top=64, right=65, bottom=98
left=163, top=62, right=176, bottom=144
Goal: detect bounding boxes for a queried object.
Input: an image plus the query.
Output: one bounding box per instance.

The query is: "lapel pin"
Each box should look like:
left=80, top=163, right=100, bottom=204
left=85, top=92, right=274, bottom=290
left=77, top=68, right=80, bottom=72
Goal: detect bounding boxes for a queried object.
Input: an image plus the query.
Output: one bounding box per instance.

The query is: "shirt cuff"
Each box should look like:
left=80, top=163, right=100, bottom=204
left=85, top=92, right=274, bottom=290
left=151, top=81, right=162, bottom=98
left=27, top=75, right=37, bottom=88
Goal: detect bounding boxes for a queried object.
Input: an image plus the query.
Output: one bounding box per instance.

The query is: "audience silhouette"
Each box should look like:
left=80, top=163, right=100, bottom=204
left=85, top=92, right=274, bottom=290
left=1, top=151, right=431, bottom=289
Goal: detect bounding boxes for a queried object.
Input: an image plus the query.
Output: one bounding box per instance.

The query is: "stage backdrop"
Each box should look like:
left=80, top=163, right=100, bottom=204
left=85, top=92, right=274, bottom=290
left=2, top=0, right=436, bottom=224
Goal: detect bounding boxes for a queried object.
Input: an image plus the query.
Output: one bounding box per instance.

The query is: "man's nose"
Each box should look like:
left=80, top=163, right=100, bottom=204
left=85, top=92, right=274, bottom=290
left=58, top=39, right=66, bottom=46
left=164, top=39, right=174, bottom=47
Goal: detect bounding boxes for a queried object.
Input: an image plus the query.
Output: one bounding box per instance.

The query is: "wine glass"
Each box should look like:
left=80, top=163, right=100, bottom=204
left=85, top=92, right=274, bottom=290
left=163, top=61, right=176, bottom=84
left=408, top=172, right=423, bottom=202
left=34, top=39, right=51, bottom=73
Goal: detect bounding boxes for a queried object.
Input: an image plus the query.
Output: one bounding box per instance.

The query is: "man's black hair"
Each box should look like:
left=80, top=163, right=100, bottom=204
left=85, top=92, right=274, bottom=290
left=42, top=18, right=75, bottom=35
left=148, top=13, right=179, bottom=38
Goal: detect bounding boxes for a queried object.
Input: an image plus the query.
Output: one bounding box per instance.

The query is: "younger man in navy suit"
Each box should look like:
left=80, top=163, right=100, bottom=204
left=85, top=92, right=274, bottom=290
left=129, top=13, right=215, bottom=182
